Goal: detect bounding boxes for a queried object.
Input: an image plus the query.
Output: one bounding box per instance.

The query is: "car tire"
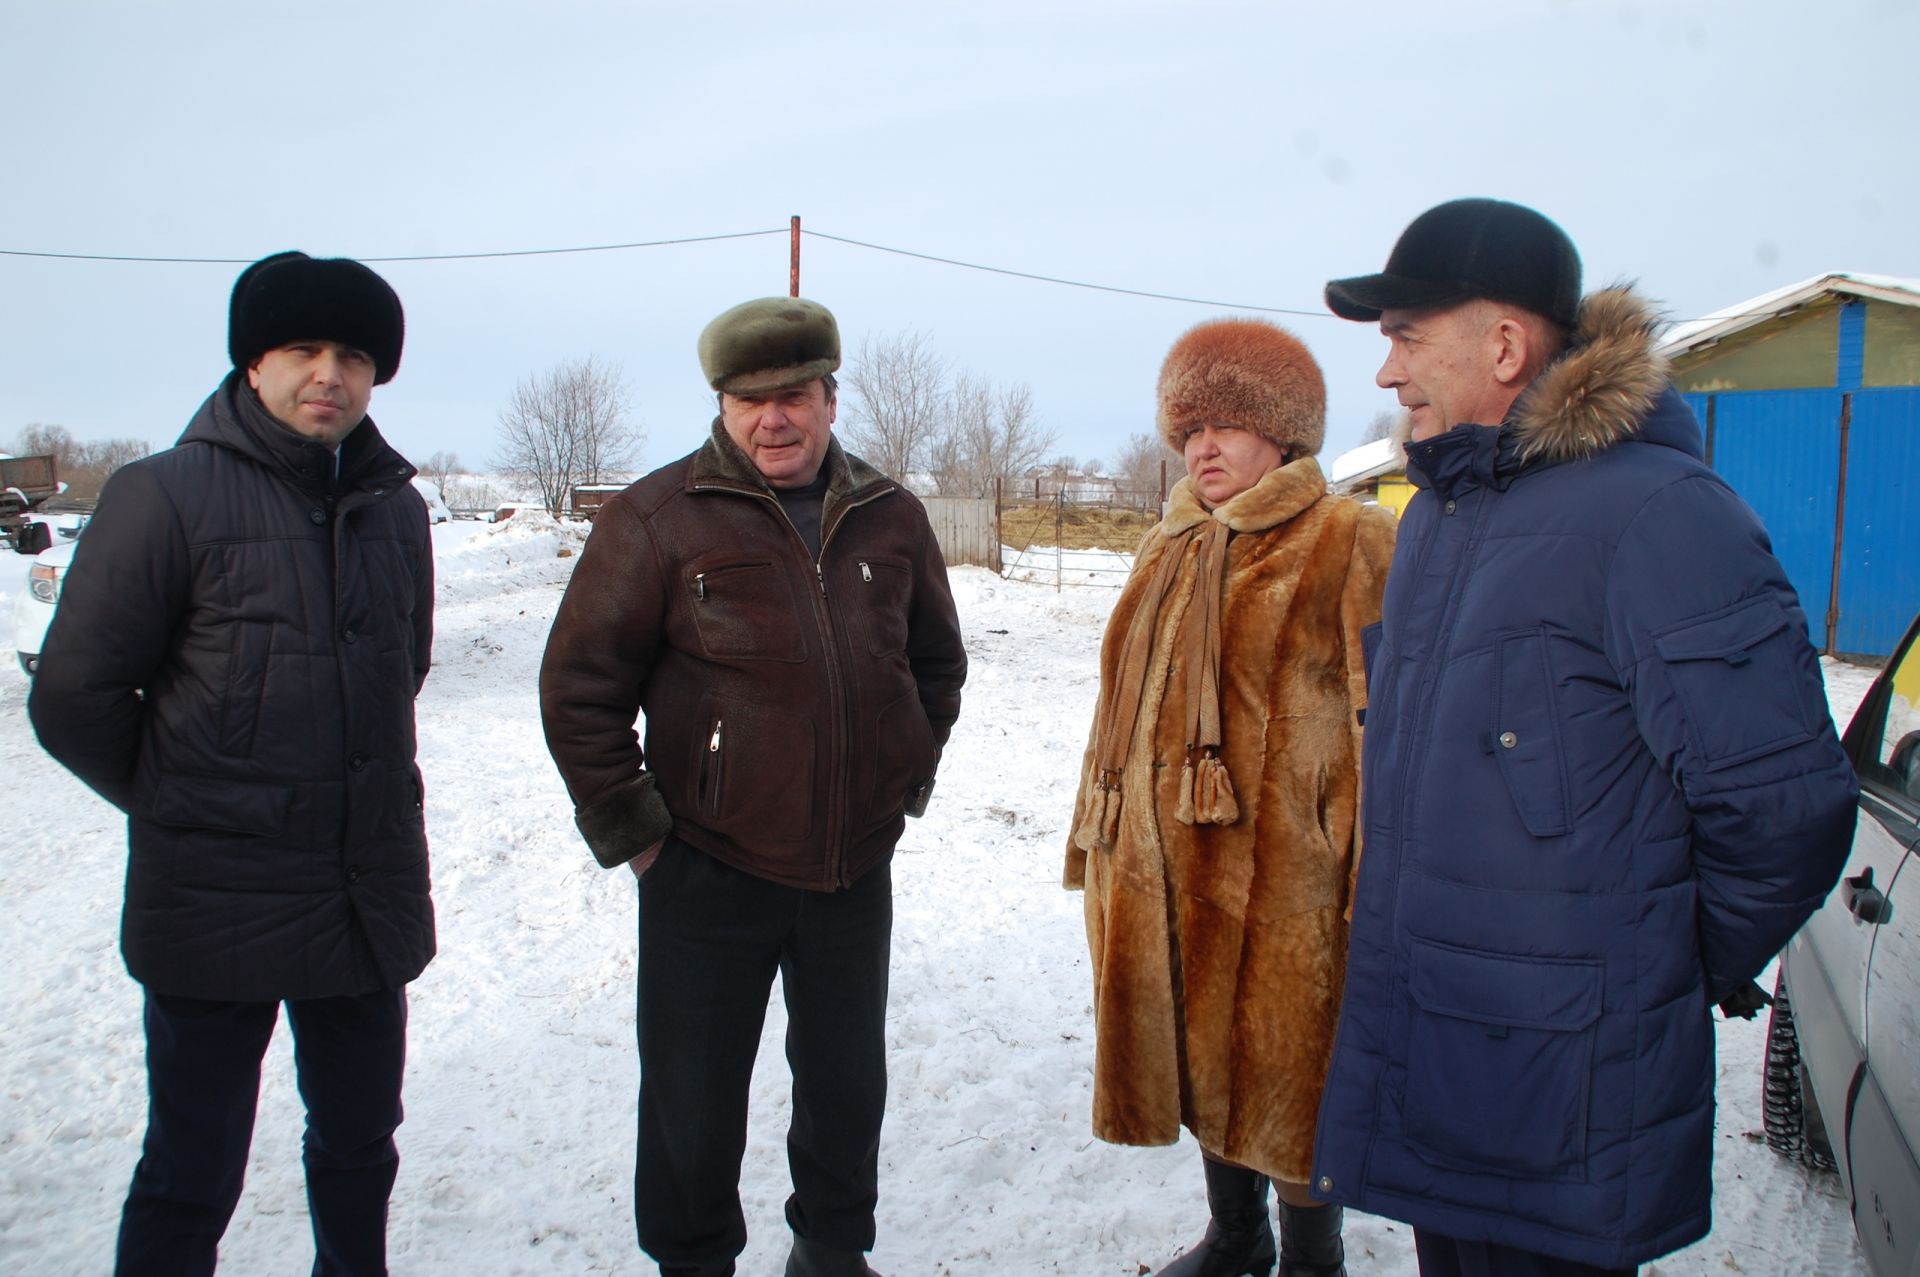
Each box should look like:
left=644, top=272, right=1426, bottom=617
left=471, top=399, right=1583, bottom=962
left=1762, top=970, right=1837, bottom=1172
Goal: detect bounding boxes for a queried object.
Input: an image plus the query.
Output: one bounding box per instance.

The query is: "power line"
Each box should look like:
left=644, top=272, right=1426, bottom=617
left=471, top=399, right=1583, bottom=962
left=801, top=229, right=1331, bottom=318
left=0, top=228, right=788, bottom=265
left=0, top=224, right=1753, bottom=326
left=0, top=224, right=1327, bottom=315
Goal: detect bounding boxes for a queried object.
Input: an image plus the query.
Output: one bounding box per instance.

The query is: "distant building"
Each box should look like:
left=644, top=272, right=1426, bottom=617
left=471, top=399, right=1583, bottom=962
left=1326, top=436, right=1412, bottom=516
left=1661, top=272, right=1920, bottom=658
left=570, top=482, right=630, bottom=519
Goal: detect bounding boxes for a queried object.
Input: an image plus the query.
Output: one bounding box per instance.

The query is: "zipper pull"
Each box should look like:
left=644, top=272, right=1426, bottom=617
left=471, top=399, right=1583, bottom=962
left=815, top=562, right=827, bottom=595
left=694, top=572, right=707, bottom=601
left=708, top=719, right=722, bottom=752
left=860, top=561, right=872, bottom=582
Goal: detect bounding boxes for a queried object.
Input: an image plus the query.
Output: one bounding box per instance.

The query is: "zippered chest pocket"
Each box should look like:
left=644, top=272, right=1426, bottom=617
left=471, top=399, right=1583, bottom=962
left=685, top=558, right=806, bottom=662
left=853, top=557, right=912, bottom=655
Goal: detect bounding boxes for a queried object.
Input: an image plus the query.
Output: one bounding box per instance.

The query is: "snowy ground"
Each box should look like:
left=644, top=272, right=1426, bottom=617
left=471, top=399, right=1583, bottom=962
left=0, top=521, right=1880, bottom=1275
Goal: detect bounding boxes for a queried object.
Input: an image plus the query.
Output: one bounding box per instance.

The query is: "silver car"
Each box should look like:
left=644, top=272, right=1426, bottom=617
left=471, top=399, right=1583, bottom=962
left=1766, top=616, right=1920, bottom=1277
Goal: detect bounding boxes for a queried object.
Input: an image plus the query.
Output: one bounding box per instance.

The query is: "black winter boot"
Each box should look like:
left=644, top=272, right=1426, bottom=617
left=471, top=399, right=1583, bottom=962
left=1276, top=1202, right=1345, bottom=1277
left=784, top=1236, right=884, bottom=1277
left=1156, top=1158, right=1277, bottom=1277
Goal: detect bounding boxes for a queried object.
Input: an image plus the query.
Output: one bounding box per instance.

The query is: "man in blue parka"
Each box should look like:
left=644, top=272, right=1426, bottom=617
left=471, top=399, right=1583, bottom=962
left=1310, top=198, right=1858, bottom=1276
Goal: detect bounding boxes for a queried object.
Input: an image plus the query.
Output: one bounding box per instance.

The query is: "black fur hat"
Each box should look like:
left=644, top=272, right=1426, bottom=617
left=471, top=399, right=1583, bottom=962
left=228, top=251, right=405, bottom=384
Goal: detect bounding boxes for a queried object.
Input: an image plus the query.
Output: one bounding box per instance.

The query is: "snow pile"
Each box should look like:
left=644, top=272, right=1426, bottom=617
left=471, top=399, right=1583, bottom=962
left=0, top=537, right=1872, bottom=1274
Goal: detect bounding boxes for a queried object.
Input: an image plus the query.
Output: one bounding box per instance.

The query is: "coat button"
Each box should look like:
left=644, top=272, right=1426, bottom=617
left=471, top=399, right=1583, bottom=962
left=1444, top=499, right=1457, bottom=514
left=1499, top=731, right=1518, bottom=748
left=342, top=626, right=357, bottom=643
left=346, top=865, right=361, bottom=883
left=309, top=508, right=327, bottom=525
left=349, top=752, right=367, bottom=771
left=1317, top=1175, right=1333, bottom=1193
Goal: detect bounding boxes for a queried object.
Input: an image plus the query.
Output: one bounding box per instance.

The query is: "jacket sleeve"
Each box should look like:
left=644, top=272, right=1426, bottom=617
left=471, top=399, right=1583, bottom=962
left=904, top=507, right=967, bottom=752
left=1339, top=503, right=1397, bottom=917
left=1604, top=475, right=1858, bottom=1002
left=538, top=494, right=674, bottom=868
left=412, top=521, right=435, bottom=695
left=28, top=464, right=190, bottom=812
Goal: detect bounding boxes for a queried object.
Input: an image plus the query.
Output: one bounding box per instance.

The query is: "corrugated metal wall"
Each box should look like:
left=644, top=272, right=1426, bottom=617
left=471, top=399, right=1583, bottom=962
left=1709, top=389, right=1843, bottom=647
left=921, top=497, right=1000, bottom=571
left=1682, top=300, right=1920, bottom=658
left=1836, top=390, right=1920, bottom=655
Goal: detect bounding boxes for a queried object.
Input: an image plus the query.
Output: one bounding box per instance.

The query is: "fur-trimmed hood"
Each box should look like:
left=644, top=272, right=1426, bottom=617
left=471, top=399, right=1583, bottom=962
left=1511, top=285, right=1671, bottom=463
left=1404, top=286, right=1700, bottom=502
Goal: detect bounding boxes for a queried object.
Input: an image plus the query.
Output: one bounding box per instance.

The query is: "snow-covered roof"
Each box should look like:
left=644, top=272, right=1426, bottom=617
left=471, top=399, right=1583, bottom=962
left=1327, top=435, right=1404, bottom=489
left=1659, top=272, right=1920, bottom=356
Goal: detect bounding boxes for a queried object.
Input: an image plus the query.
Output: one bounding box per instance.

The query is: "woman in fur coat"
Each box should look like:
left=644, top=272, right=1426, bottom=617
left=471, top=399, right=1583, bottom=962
left=1067, top=319, right=1395, bottom=1277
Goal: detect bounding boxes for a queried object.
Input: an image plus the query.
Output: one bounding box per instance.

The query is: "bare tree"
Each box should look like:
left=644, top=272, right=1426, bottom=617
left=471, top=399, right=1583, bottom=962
left=930, top=375, right=1056, bottom=499
left=418, top=450, right=464, bottom=492
left=14, top=423, right=76, bottom=462
left=1112, top=431, right=1172, bottom=507
left=1360, top=410, right=1406, bottom=444
left=492, top=356, right=642, bottom=516
left=841, top=331, right=947, bottom=482
left=12, top=423, right=151, bottom=501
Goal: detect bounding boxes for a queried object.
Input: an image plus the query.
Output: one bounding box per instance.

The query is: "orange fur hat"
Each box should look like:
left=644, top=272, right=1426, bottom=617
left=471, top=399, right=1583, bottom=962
left=1155, top=318, right=1326, bottom=457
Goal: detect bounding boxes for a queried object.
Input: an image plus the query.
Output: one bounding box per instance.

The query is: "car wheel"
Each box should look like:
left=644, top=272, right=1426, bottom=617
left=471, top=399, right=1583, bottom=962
left=1762, top=971, right=1837, bottom=1172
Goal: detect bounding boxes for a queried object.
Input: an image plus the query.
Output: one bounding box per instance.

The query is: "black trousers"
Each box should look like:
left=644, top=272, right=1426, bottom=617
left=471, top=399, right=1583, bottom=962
left=115, top=988, right=409, bottom=1277
left=1415, top=1230, right=1637, bottom=1277
left=634, top=838, right=892, bottom=1273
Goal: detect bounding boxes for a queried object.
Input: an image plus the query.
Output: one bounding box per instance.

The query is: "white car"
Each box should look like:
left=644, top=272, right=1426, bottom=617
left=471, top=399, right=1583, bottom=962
left=12, top=537, right=77, bottom=675
left=410, top=477, right=452, bottom=524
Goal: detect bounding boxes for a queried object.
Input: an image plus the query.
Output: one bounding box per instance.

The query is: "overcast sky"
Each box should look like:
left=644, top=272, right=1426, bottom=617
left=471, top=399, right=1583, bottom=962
left=4, top=0, right=1915, bottom=480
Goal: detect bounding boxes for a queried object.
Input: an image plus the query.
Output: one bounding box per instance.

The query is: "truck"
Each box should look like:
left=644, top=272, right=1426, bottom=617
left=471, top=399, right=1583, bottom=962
left=1, top=455, right=62, bottom=553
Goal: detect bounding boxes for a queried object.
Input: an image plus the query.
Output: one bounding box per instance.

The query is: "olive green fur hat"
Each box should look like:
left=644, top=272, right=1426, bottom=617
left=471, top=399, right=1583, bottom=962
left=1155, top=318, right=1327, bottom=457
left=698, top=297, right=841, bottom=395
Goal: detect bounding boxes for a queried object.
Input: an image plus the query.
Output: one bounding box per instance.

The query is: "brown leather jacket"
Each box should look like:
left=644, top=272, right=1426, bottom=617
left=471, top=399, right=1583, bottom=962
left=539, top=423, right=967, bottom=890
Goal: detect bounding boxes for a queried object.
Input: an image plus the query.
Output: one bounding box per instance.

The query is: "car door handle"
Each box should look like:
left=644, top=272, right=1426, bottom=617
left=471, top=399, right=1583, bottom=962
left=1845, top=867, right=1895, bottom=925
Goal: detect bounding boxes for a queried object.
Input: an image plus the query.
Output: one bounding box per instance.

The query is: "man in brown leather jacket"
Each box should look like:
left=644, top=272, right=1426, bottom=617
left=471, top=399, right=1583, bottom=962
left=539, top=297, right=966, bottom=1277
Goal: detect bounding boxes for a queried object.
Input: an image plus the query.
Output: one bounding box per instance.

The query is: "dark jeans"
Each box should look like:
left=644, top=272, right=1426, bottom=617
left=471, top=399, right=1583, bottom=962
left=115, top=988, right=409, bottom=1277
left=634, top=837, right=893, bottom=1273
left=1415, top=1230, right=1637, bottom=1277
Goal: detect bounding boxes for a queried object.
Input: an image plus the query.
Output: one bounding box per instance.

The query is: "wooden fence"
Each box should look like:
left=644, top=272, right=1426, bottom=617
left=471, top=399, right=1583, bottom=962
left=920, top=497, right=1000, bottom=571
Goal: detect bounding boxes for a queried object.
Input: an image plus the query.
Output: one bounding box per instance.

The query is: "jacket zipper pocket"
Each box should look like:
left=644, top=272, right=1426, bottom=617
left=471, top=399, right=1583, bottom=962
left=699, top=717, right=725, bottom=818
left=691, top=561, right=775, bottom=603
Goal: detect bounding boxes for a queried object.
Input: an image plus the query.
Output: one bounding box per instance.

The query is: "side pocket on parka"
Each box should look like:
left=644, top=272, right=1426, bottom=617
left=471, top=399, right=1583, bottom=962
left=1492, top=629, right=1572, bottom=837
left=1401, top=938, right=1603, bottom=1180
left=1651, top=594, right=1821, bottom=771
left=218, top=620, right=272, bottom=757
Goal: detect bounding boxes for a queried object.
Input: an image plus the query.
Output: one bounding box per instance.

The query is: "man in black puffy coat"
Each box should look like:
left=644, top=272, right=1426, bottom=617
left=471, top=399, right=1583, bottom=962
left=30, top=251, right=435, bottom=1276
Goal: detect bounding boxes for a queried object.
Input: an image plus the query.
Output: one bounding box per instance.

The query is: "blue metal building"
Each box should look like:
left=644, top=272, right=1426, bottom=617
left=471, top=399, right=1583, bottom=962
left=1661, top=274, right=1920, bottom=659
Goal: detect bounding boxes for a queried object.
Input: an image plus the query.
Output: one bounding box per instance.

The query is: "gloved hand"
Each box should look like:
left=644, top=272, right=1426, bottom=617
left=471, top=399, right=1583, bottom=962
left=904, top=777, right=935, bottom=819
left=1717, top=978, right=1774, bottom=1021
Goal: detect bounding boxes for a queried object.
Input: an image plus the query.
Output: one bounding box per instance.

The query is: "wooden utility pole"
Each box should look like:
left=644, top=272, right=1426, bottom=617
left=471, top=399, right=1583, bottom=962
left=790, top=216, right=801, bottom=296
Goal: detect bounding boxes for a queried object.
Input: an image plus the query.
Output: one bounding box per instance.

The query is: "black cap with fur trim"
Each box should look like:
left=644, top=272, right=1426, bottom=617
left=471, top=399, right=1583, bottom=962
left=698, top=297, right=840, bottom=395
left=1157, top=318, right=1327, bottom=458
left=228, top=251, right=405, bottom=384
left=1325, top=198, right=1581, bottom=329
